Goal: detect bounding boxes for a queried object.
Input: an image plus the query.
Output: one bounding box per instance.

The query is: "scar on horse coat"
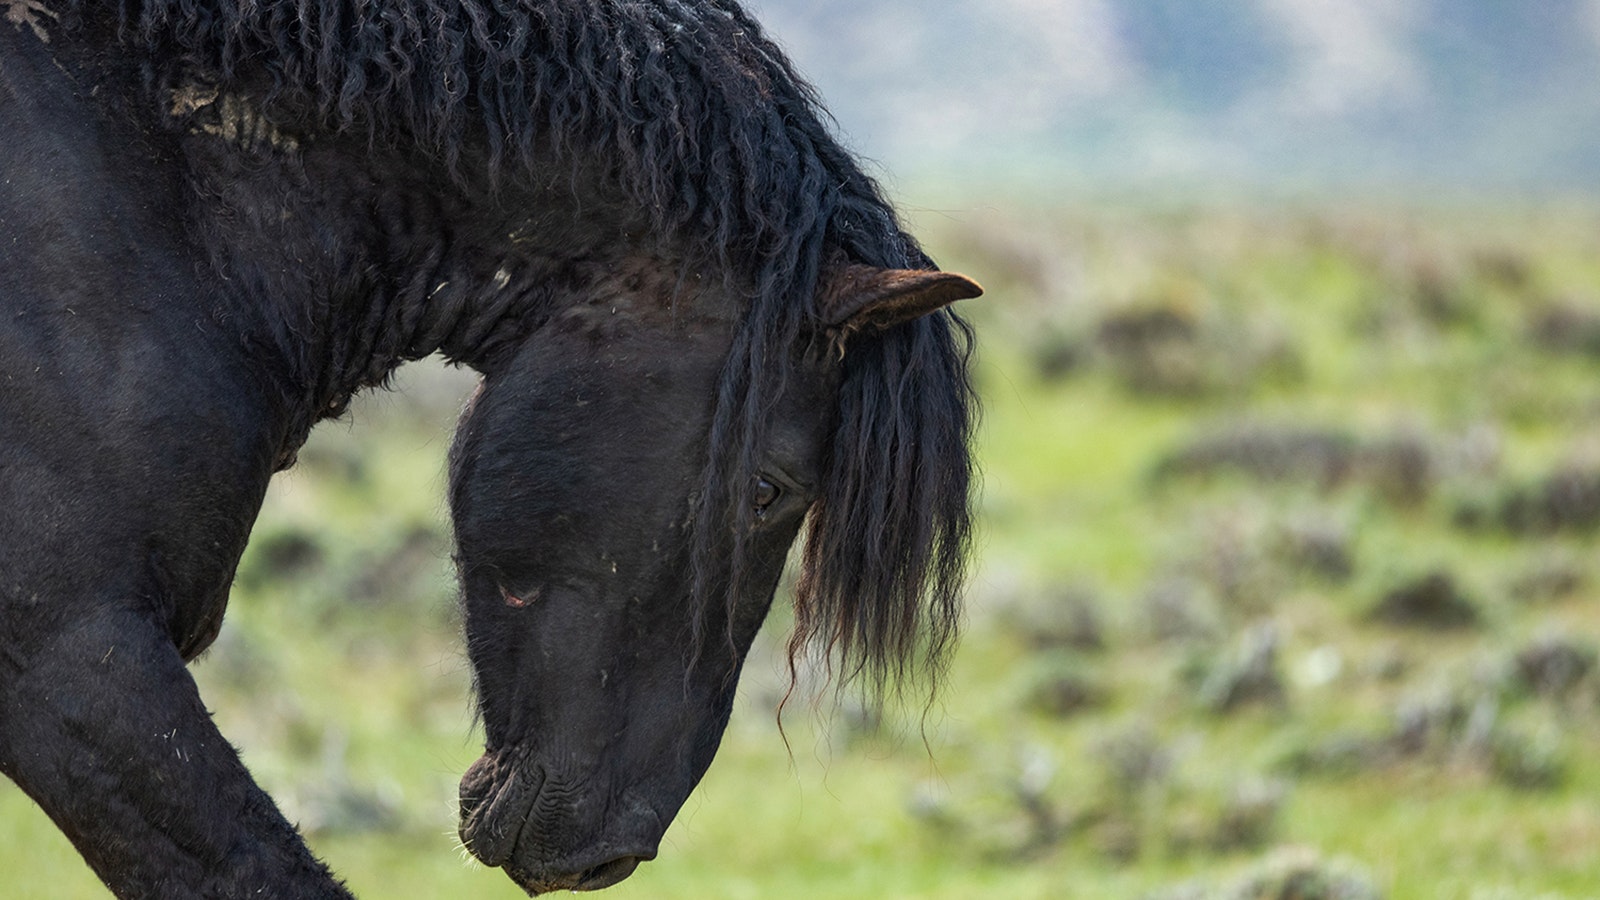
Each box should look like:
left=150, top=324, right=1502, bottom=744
left=0, top=1, right=981, bottom=896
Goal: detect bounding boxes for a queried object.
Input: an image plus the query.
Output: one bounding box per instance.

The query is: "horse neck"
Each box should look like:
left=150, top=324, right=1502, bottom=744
left=190, top=133, right=648, bottom=432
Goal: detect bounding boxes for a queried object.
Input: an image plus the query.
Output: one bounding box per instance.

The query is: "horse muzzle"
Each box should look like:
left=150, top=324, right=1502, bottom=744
left=458, top=751, right=662, bottom=895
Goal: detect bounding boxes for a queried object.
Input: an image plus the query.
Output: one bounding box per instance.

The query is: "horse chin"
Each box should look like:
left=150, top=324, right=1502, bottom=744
left=504, top=854, right=645, bottom=895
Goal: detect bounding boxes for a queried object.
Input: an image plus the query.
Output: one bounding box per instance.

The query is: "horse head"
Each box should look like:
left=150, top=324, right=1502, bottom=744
left=447, top=256, right=979, bottom=892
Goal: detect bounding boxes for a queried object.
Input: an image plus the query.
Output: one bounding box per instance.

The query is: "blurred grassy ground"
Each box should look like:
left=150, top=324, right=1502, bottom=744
left=7, top=200, right=1600, bottom=898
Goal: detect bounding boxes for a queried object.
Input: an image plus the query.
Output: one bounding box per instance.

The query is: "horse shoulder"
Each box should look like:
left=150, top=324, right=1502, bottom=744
left=0, top=25, right=285, bottom=661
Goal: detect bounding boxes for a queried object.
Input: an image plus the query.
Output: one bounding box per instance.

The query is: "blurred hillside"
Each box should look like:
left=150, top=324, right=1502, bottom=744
left=755, top=0, right=1600, bottom=192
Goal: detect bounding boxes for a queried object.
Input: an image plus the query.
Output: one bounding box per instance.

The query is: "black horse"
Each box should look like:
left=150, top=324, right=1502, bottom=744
left=0, top=1, right=979, bottom=896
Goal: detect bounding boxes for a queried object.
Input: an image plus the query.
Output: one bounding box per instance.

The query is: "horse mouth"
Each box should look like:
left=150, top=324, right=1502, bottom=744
left=574, top=855, right=644, bottom=890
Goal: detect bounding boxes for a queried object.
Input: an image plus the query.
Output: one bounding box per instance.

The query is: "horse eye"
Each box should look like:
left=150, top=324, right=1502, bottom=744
left=753, top=477, right=781, bottom=516
left=499, top=584, right=539, bottom=608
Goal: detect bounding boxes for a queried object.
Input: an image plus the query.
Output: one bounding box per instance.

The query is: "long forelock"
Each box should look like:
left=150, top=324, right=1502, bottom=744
left=92, top=0, right=974, bottom=698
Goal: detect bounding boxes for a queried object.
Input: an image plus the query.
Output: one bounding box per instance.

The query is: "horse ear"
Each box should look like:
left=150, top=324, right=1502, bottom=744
left=821, top=265, right=983, bottom=337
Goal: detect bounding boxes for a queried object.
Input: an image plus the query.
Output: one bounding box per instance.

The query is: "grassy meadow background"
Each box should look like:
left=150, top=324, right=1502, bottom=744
left=8, top=196, right=1600, bottom=898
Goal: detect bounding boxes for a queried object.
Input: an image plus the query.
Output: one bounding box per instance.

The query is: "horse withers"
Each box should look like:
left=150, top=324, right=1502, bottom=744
left=0, top=1, right=980, bottom=896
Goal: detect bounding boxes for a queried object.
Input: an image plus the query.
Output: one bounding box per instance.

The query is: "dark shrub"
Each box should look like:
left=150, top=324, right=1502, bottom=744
left=1367, top=572, right=1480, bottom=630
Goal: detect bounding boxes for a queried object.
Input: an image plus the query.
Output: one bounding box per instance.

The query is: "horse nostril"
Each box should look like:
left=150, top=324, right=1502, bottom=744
left=575, top=855, right=643, bottom=891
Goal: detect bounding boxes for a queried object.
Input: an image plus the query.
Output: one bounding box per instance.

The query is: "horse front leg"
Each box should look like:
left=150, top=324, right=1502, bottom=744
left=0, top=606, right=352, bottom=899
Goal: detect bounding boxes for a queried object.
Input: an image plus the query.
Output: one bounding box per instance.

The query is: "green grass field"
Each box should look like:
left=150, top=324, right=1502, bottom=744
left=8, top=201, right=1600, bottom=898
